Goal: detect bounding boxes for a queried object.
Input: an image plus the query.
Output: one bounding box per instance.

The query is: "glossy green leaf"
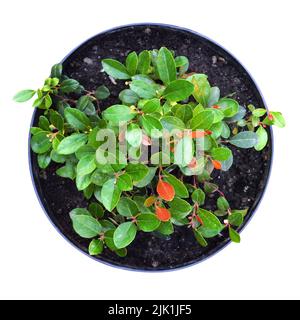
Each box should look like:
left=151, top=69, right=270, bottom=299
left=102, top=59, right=131, bottom=80
left=141, top=98, right=161, bottom=114
left=228, top=212, right=244, bottom=227
left=157, top=221, right=174, bottom=235
left=252, top=108, right=267, bottom=117
left=60, top=79, right=80, bottom=93
left=126, top=123, right=142, bottom=148
left=192, top=189, right=205, bottom=205
left=207, top=87, right=220, bottom=107
left=126, top=163, right=149, bottom=183
left=218, top=98, right=239, bottom=118
left=190, top=110, right=214, bottom=130
left=198, top=209, right=224, bottom=238
left=57, top=134, right=88, bottom=155
left=217, top=197, right=230, bottom=212
left=76, top=173, right=92, bottom=191
left=194, top=229, right=208, bottom=247
left=211, top=147, right=232, bottom=161
left=187, top=74, right=211, bottom=106
left=229, top=227, right=241, bottom=243
left=130, top=80, right=157, bottom=99
left=229, top=131, right=258, bottom=148
left=103, top=105, right=137, bottom=123
left=77, top=154, right=96, bottom=176
left=137, top=50, right=151, bottom=74
left=14, top=90, right=36, bottom=102
left=113, top=222, right=137, bottom=249
left=31, top=132, right=51, bottom=154
left=117, top=197, right=139, bottom=217
left=88, top=239, right=104, bottom=256
left=163, top=80, right=194, bottom=102
left=51, top=63, right=63, bottom=79
left=71, top=214, right=102, bottom=239
left=255, top=126, right=268, bottom=151
left=101, top=178, right=121, bottom=212
left=141, top=115, right=163, bottom=137
left=271, top=112, right=286, bottom=128
left=169, top=198, right=192, bottom=220
left=56, top=163, right=76, bottom=180
left=64, top=107, right=91, bottom=131
left=37, top=152, right=51, bottom=169
left=117, top=173, right=133, bottom=191
left=137, top=214, right=160, bottom=232
left=156, top=47, right=176, bottom=85
left=126, top=51, right=138, bottom=76
left=161, top=116, right=185, bottom=132
left=119, top=89, right=139, bottom=105
left=88, top=202, right=104, bottom=219
left=134, top=167, right=157, bottom=188
left=95, top=85, right=110, bottom=100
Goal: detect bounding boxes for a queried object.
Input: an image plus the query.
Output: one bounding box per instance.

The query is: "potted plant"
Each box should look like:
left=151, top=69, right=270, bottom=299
left=14, top=24, right=285, bottom=271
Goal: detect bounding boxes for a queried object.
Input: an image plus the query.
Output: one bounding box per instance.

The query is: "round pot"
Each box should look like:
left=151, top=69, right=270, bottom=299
left=29, top=23, right=273, bottom=271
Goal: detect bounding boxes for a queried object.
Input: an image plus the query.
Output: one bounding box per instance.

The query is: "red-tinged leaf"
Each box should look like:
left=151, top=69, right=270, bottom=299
left=191, top=131, right=206, bottom=139
left=155, top=207, right=171, bottom=222
left=212, top=105, right=220, bottom=109
left=144, top=196, right=156, bottom=208
left=142, top=134, right=152, bottom=146
left=196, top=215, right=203, bottom=225
left=212, top=160, right=222, bottom=170
left=157, top=180, right=175, bottom=202
left=205, top=130, right=212, bottom=135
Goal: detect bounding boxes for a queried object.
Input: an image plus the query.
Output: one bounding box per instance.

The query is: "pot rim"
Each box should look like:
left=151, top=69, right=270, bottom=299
left=28, top=23, right=274, bottom=272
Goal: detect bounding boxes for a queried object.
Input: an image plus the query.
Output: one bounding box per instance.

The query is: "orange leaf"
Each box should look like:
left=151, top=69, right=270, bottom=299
left=144, top=196, right=156, bottom=208
left=212, top=160, right=222, bottom=170
left=157, top=180, right=175, bottom=202
left=155, top=207, right=171, bottom=222
left=191, top=131, right=206, bottom=139
left=212, top=105, right=220, bottom=109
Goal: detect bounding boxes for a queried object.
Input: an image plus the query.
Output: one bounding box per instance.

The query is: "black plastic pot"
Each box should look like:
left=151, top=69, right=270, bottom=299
left=29, top=23, right=273, bottom=272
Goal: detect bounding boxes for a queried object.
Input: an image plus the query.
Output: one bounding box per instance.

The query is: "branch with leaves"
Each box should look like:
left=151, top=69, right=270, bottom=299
left=14, top=47, right=285, bottom=257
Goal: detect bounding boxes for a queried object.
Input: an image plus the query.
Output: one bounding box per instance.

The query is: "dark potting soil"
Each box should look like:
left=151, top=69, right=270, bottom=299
left=31, top=25, right=272, bottom=271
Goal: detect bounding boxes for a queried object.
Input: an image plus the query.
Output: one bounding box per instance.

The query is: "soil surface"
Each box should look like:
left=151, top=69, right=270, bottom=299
left=30, top=24, right=272, bottom=271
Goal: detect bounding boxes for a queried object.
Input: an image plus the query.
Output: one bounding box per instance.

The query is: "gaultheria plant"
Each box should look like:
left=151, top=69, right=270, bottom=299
left=15, top=47, right=285, bottom=257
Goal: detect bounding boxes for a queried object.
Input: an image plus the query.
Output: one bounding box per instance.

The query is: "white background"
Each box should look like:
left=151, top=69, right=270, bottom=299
left=0, top=0, right=299, bottom=300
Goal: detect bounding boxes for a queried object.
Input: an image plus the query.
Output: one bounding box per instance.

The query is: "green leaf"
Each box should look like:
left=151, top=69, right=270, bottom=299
left=126, top=51, right=138, bottom=76
left=126, top=123, right=142, bottom=148
left=141, top=115, right=163, bottom=137
left=102, top=59, right=130, bottom=80
left=119, top=89, right=139, bottom=105
left=217, top=197, right=230, bottom=212
left=194, top=229, right=208, bottom=247
left=101, top=178, right=121, bottom=212
left=95, top=85, right=110, bottom=100
left=31, top=132, right=51, bottom=154
left=156, top=47, right=177, bottom=85
left=271, top=112, right=286, bottom=128
left=229, top=131, right=258, bottom=148
left=252, top=108, right=267, bottom=117
left=103, top=105, right=137, bottom=123
left=91, top=169, right=111, bottom=186
left=126, top=163, right=149, bottom=183
left=175, top=104, right=193, bottom=124
left=38, top=116, right=50, bottom=131
left=221, top=122, right=231, bottom=139
left=175, top=56, right=189, bottom=75
left=163, top=80, right=194, bottom=102
left=76, top=96, right=95, bottom=116
left=134, top=167, right=157, bottom=188
left=88, top=239, right=103, bottom=256
left=69, top=208, right=91, bottom=219
left=198, top=209, right=224, bottom=238
left=57, top=134, right=88, bottom=155
left=187, top=74, right=211, bottom=106
left=76, top=173, right=92, bottom=191
left=228, top=212, right=244, bottom=227
left=49, top=110, right=64, bottom=130
left=229, top=227, right=241, bottom=243
left=190, top=110, right=214, bottom=130
left=226, top=106, right=246, bottom=123
left=71, top=214, right=102, bottom=239
left=117, top=173, right=133, bottom=191
left=163, top=172, right=189, bottom=198
left=169, top=198, right=192, bottom=220
left=137, top=50, right=151, bottom=74
left=130, top=80, right=157, bottom=99
left=56, top=163, right=76, bottom=180
left=60, top=79, right=80, bottom=93
left=37, top=152, right=51, bottom=169
left=255, top=126, right=268, bottom=151
left=14, top=90, right=36, bottom=102
left=174, top=136, right=194, bottom=167
left=204, top=182, right=219, bottom=194
left=208, top=87, right=221, bottom=107
left=113, top=222, right=137, bottom=249
left=88, top=202, right=104, bottom=219
left=77, top=154, right=96, bottom=176
left=218, top=99, right=239, bottom=118
left=51, top=63, right=63, bottom=79
left=117, top=197, right=139, bottom=217
left=75, top=145, right=96, bottom=160
left=137, top=214, right=160, bottom=232
left=105, top=230, right=118, bottom=251
left=192, top=189, right=205, bottom=206
left=211, top=147, right=232, bottom=161
left=64, top=107, right=91, bottom=131
left=133, top=196, right=152, bottom=214
left=141, top=98, right=161, bottom=114
left=161, top=116, right=185, bottom=132
left=157, top=221, right=174, bottom=235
